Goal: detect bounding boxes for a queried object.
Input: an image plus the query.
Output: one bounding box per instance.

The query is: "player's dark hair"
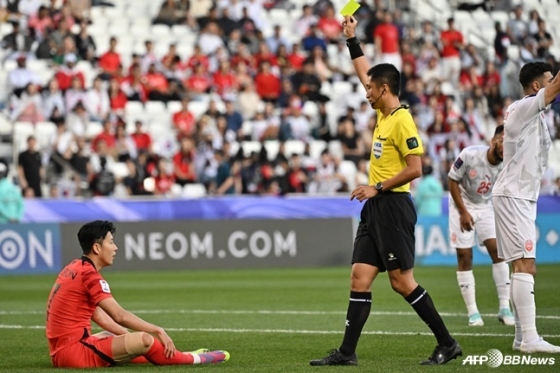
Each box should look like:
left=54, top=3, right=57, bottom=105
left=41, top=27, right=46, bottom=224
left=519, top=62, right=553, bottom=89
left=493, top=125, right=504, bottom=137
left=367, top=63, right=400, bottom=95
left=78, top=220, right=116, bottom=254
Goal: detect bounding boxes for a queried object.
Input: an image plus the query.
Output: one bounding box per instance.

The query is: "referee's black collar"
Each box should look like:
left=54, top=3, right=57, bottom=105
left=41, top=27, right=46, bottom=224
left=390, top=104, right=409, bottom=116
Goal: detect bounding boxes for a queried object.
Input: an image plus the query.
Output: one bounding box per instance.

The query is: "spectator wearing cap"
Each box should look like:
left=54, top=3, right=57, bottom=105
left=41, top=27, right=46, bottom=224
left=0, top=162, right=24, bottom=223
left=55, top=53, right=85, bottom=90
left=8, top=55, right=42, bottom=92
left=10, top=83, right=45, bottom=124
left=18, top=136, right=44, bottom=198
left=1, top=21, right=34, bottom=58
left=98, top=37, right=121, bottom=79
left=440, top=17, right=464, bottom=88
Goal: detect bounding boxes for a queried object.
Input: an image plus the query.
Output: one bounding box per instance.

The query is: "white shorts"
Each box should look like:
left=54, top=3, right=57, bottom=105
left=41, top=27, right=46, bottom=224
left=449, top=202, right=496, bottom=249
left=493, top=196, right=537, bottom=262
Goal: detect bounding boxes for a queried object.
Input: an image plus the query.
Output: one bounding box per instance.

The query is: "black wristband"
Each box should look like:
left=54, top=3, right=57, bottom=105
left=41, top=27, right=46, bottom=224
left=346, top=37, right=364, bottom=60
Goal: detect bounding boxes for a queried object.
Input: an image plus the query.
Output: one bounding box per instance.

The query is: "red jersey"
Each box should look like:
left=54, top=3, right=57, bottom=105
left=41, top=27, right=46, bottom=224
left=440, top=30, right=463, bottom=58
left=99, top=51, right=122, bottom=74
left=213, top=71, right=237, bottom=96
left=374, top=24, right=400, bottom=54
left=185, top=75, right=211, bottom=94
left=318, top=17, right=342, bottom=39
left=255, top=73, right=281, bottom=99
left=46, top=257, right=113, bottom=356
left=109, top=91, right=127, bottom=110
left=92, top=131, right=116, bottom=152
left=172, top=111, right=195, bottom=135
left=131, top=132, right=152, bottom=150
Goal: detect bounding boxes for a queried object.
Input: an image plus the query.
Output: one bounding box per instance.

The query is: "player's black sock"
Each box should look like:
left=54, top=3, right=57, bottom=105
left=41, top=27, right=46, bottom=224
left=405, top=285, right=454, bottom=347
left=339, top=291, right=371, bottom=356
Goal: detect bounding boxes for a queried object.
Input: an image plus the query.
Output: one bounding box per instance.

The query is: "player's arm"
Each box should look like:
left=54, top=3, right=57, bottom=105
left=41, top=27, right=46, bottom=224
left=544, top=69, right=560, bottom=105
left=98, top=297, right=177, bottom=358
left=342, top=15, right=370, bottom=89
left=91, top=306, right=129, bottom=335
left=379, top=154, right=422, bottom=190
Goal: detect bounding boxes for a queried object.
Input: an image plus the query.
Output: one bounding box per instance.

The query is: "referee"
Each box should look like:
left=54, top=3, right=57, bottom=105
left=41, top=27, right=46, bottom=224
left=310, top=15, right=461, bottom=366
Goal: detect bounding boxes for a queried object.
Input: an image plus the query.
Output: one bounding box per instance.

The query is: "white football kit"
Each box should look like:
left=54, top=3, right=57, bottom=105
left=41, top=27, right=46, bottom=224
left=493, top=88, right=552, bottom=262
left=448, top=146, right=503, bottom=248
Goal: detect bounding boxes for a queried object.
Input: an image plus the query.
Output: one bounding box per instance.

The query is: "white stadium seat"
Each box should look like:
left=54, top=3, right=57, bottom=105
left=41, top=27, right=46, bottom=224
left=284, top=140, right=305, bottom=156
left=183, top=183, right=207, bottom=198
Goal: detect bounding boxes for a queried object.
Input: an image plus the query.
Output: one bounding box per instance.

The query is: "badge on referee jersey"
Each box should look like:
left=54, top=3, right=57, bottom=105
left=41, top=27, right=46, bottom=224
left=373, top=141, right=383, bottom=159
left=406, top=137, right=419, bottom=150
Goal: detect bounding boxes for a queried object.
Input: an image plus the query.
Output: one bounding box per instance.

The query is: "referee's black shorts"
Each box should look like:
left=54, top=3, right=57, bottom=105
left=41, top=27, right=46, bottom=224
left=352, top=192, right=417, bottom=272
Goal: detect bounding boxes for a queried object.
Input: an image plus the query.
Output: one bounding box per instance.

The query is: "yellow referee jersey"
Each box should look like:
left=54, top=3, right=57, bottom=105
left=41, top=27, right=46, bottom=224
left=369, top=106, right=424, bottom=192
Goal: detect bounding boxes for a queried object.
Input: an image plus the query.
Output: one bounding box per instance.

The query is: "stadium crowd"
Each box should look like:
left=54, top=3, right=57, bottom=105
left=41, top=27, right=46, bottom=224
left=1, top=0, right=560, bottom=199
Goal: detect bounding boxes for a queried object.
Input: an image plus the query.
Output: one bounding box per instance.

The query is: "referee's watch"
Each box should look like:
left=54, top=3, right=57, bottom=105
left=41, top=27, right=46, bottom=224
left=375, top=182, right=384, bottom=193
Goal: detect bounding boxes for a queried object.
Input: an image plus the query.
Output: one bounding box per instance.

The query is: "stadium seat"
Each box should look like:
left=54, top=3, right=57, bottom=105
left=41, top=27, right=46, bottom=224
left=339, top=160, right=357, bottom=191
left=187, top=101, right=209, bottom=120
left=183, top=183, right=207, bottom=198
left=229, top=141, right=240, bottom=158
left=491, top=11, right=509, bottom=28
left=507, top=45, right=520, bottom=62
left=328, top=140, right=344, bottom=161
left=0, top=114, right=12, bottom=136
left=302, top=101, right=318, bottom=118
left=14, top=121, right=35, bottom=152
left=109, top=162, right=130, bottom=179
left=151, top=25, right=172, bottom=39
left=85, top=121, right=104, bottom=139
left=0, top=142, right=12, bottom=159
left=145, top=101, right=166, bottom=116
left=167, top=101, right=182, bottom=114
left=284, top=140, right=305, bottom=156
left=35, top=122, right=57, bottom=151
left=242, top=141, right=262, bottom=157
left=263, top=140, right=280, bottom=161
left=309, top=140, right=328, bottom=160
left=125, top=101, right=145, bottom=119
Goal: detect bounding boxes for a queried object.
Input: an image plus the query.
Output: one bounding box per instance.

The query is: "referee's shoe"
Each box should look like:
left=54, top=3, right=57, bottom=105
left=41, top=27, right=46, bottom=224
left=309, top=349, right=358, bottom=366
left=420, top=340, right=463, bottom=365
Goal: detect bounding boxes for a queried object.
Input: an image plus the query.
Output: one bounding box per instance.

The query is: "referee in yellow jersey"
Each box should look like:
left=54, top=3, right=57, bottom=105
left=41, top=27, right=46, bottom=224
left=310, top=15, right=462, bottom=366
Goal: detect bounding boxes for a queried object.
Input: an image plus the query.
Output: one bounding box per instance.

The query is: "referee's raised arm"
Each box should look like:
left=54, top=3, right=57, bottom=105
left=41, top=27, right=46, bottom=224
left=342, top=16, right=370, bottom=89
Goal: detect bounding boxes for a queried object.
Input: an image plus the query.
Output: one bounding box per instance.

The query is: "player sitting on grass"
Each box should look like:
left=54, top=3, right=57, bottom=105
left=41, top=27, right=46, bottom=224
left=45, top=220, right=230, bottom=368
left=448, top=125, right=514, bottom=327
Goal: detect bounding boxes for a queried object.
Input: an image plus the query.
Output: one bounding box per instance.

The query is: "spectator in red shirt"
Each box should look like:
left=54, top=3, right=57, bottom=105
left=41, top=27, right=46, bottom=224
left=184, top=63, right=212, bottom=98
left=172, top=137, right=197, bottom=186
left=374, top=12, right=402, bottom=71
left=440, top=18, right=464, bottom=88
left=482, top=61, right=500, bottom=92
left=254, top=42, right=278, bottom=70
left=183, top=44, right=209, bottom=73
left=255, top=61, right=281, bottom=103
left=144, top=63, right=169, bottom=101
left=172, top=97, right=196, bottom=137
left=108, top=78, right=127, bottom=113
left=213, top=60, right=238, bottom=98
left=130, top=120, right=153, bottom=153
left=55, top=54, right=85, bottom=91
left=98, top=37, right=121, bottom=80
left=318, top=6, right=342, bottom=43
left=231, top=43, right=256, bottom=74
left=288, top=43, right=306, bottom=71
left=92, top=119, right=116, bottom=153
left=154, top=158, right=175, bottom=195
left=162, top=43, right=180, bottom=69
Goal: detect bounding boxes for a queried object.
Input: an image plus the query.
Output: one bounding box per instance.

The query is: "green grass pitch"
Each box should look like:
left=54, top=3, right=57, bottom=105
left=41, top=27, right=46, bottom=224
left=1, top=265, right=559, bottom=372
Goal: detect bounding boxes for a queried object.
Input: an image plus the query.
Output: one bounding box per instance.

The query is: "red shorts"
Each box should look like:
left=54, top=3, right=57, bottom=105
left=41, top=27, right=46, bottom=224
left=52, top=335, right=115, bottom=368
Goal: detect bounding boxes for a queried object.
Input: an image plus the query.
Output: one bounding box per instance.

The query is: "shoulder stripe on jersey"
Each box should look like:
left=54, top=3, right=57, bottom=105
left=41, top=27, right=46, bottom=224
left=80, top=339, right=116, bottom=366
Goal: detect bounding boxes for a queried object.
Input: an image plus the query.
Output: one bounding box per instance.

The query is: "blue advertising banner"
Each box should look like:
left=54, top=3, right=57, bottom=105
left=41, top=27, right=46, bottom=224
left=415, top=214, right=560, bottom=265
left=0, top=224, right=61, bottom=275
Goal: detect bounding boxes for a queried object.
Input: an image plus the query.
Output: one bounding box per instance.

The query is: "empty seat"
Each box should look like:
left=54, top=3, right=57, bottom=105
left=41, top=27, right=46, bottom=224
left=241, top=141, right=262, bottom=157
left=263, top=140, right=280, bottom=161
left=14, top=121, right=35, bottom=152
left=109, top=162, right=130, bottom=179
left=183, top=183, right=207, bottom=198
left=35, top=122, right=57, bottom=150
left=85, top=121, right=104, bottom=139
left=284, top=139, right=305, bottom=156
left=339, top=160, right=357, bottom=191
left=309, top=140, right=328, bottom=160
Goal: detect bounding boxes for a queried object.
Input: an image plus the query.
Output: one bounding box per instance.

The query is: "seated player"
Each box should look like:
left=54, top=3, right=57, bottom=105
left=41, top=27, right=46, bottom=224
left=448, top=125, right=514, bottom=326
left=45, top=220, right=230, bottom=368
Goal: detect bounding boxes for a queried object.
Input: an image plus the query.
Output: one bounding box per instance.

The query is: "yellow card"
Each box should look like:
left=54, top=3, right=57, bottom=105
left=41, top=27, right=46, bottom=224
left=340, top=0, right=360, bottom=16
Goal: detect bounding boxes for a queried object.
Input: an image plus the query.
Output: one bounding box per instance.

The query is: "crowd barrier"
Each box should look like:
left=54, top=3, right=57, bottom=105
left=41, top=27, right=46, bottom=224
left=1, top=197, right=559, bottom=275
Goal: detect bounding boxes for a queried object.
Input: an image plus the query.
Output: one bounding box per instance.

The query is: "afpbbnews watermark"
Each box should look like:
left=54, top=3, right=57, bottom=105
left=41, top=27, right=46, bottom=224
left=463, top=349, right=555, bottom=368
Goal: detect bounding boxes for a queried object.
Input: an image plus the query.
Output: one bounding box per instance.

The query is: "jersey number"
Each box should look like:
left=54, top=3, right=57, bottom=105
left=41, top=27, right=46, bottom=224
left=477, top=181, right=491, bottom=194
left=46, top=283, right=61, bottom=321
